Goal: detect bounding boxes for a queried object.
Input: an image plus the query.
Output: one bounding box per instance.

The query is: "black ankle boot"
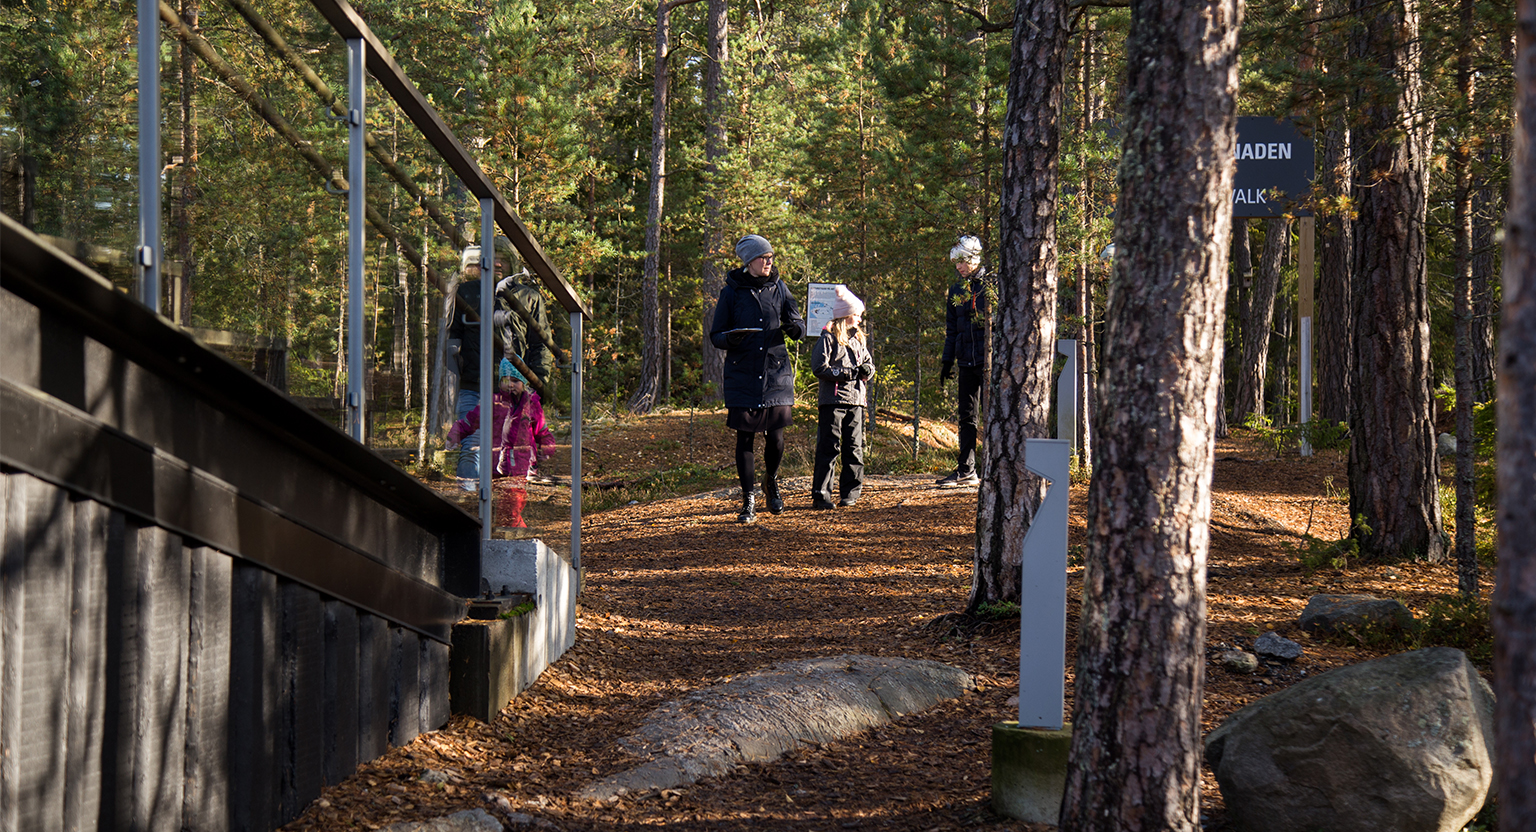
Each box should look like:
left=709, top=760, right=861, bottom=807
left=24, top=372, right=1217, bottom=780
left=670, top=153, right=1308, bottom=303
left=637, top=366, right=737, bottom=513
left=738, top=491, right=757, bottom=524
left=763, top=479, right=784, bottom=514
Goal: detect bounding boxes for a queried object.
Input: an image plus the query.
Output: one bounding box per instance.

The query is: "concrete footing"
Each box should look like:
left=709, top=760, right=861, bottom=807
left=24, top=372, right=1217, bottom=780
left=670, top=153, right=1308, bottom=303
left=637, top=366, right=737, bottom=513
left=449, top=539, right=577, bottom=721
left=991, top=721, right=1072, bottom=824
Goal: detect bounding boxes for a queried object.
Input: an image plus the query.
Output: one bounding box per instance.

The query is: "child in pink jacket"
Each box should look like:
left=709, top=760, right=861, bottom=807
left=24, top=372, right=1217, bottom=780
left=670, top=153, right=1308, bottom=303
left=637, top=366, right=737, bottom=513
left=449, top=359, right=555, bottom=525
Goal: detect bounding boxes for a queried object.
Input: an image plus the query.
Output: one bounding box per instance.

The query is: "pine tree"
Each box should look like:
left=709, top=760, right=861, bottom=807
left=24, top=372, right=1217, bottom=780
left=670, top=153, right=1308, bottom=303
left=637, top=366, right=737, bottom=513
left=1061, top=0, right=1240, bottom=827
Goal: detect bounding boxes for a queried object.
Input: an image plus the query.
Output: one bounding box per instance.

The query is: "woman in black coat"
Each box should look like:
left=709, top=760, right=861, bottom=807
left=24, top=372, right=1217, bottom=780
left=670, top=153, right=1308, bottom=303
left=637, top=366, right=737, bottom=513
left=709, top=234, right=806, bottom=523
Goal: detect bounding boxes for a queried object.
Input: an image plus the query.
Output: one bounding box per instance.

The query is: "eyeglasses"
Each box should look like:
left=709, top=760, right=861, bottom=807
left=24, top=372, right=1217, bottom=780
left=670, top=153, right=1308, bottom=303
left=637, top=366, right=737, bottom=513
left=757, top=254, right=775, bottom=263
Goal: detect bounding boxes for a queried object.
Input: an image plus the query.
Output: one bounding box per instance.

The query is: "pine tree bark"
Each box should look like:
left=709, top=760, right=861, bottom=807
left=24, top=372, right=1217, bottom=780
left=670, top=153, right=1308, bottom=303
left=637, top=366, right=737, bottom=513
left=700, top=0, right=729, bottom=402
left=1231, top=217, right=1288, bottom=427
left=1059, top=0, right=1240, bottom=828
left=1347, top=0, right=1444, bottom=563
left=1494, top=3, right=1536, bottom=820
left=968, top=0, right=1067, bottom=612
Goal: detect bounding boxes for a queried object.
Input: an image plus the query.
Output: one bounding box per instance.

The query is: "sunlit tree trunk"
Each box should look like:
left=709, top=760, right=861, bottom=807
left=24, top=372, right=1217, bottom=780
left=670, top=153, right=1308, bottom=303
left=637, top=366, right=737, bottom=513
left=1060, top=0, right=1240, bottom=828
left=968, top=0, right=1066, bottom=612
left=1494, top=3, right=1536, bottom=822
left=1347, top=0, right=1444, bottom=563
left=628, top=0, right=674, bottom=415
left=700, top=0, right=729, bottom=402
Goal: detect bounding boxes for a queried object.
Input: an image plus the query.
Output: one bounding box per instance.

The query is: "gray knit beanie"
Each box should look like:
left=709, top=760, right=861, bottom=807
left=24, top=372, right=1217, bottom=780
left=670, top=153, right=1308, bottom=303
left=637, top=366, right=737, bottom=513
left=734, top=234, right=774, bottom=265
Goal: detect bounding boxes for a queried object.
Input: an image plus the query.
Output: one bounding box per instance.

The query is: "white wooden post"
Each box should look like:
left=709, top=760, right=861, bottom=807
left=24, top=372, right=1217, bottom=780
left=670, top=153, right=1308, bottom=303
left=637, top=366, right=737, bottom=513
left=1056, top=340, right=1078, bottom=452
left=1017, top=438, right=1071, bottom=730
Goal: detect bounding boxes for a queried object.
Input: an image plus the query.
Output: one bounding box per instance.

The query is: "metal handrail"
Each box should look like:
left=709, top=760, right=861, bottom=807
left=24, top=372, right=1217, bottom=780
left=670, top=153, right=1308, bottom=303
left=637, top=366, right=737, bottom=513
left=307, top=0, right=589, bottom=319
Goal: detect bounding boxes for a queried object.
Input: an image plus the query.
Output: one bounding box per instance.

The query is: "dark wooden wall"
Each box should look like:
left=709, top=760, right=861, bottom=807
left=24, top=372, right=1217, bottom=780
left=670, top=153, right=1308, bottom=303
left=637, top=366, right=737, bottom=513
left=1, top=217, right=476, bottom=832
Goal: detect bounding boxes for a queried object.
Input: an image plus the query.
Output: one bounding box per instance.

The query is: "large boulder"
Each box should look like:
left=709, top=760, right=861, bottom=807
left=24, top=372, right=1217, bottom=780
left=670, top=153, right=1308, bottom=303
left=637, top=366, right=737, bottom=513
left=1298, top=593, right=1414, bottom=635
left=1204, top=647, right=1494, bottom=832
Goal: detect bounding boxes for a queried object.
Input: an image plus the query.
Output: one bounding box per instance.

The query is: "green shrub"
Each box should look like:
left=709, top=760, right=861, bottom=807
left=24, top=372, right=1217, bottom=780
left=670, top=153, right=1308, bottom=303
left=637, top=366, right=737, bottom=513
left=1291, top=532, right=1360, bottom=573
left=1315, top=593, right=1493, bottom=670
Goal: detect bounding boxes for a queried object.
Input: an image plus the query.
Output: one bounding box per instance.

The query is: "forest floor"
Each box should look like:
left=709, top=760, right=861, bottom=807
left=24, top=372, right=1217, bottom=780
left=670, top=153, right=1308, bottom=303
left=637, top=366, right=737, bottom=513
left=281, top=409, right=1493, bottom=832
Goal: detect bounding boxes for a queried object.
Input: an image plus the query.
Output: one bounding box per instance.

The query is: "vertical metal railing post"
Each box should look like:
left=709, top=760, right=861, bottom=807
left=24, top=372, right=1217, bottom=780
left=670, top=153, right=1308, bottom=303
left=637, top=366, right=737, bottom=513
left=346, top=37, right=366, bottom=441
left=137, top=0, right=161, bottom=312
left=570, top=310, right=583, bottom=573
left=479, top=202, right=495, bottom=540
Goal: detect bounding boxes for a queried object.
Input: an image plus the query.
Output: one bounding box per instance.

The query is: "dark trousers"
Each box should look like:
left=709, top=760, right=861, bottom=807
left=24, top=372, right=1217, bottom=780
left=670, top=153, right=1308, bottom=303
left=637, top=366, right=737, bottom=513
left=736, top=428, right=785, bottom=493
left=956, top=364, right=983, bottom=477
left=813, top=405, right=866, bottom=503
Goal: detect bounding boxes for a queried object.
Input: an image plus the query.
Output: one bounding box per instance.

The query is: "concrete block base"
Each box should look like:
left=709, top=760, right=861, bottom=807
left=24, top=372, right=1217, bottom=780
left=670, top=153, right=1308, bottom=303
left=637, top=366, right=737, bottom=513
left=450, top=613, right=534, bottom=722
left=449, top=539, right=578, bottom=722
left=992, top=721, right=1072, bottom=824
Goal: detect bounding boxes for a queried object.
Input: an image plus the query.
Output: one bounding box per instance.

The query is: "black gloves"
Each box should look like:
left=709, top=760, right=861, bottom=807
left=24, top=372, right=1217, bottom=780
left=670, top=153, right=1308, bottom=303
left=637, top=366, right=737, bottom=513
left=857, top=364, right=874, bottom=381
left=726, top=331, right=749, bottom=349
left=782, top=321, right=804, bottom=341
left=940, top=361, right=955, bottom=382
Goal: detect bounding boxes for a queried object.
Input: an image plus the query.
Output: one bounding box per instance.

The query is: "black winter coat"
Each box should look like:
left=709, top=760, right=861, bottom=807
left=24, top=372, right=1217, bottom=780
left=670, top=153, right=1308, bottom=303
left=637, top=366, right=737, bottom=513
left=449, top=279, right=489, bottom=391
left=709, top=267, right=806, bottom=409
left=942, top=268, right=992, bottom=368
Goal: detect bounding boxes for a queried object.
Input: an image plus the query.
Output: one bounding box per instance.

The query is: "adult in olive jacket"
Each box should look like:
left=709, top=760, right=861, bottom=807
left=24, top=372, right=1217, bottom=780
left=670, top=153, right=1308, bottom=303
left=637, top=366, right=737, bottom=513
left=709, top=234, right=806, bottom=523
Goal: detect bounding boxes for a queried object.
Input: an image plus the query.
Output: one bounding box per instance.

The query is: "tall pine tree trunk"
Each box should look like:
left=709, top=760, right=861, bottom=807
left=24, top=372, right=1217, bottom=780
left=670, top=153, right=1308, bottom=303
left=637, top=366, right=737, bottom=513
left=1347, top=0, right=1443, bottom=563
left=1060, top=0, right=1240, bottom=828
left=968, top=0, right=1067, bottom=612
left=1075, top=19, right=1099, bottom=458
left=628, top=0, right=691, bottom=414
left=173, top=0, right=200, bottom=326
left=1470, top=141, right=1502, bottom=405
left=1450, top=0, right=1478, bottom=596
left=1232, top=217, right=1288, bottom=427
left=700, top=0, right=729, bottom=402
left=1495, top=0, right=1536, bottom=816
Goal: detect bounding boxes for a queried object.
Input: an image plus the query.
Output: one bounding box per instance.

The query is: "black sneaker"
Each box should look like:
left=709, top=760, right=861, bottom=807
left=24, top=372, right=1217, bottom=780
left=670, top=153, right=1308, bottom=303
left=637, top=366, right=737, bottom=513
left=955, top=472, right=980, bottom=487
left=935, top=471, right=961, bottom=487
left=838, top=496, right=858, bottom=507
left=811, top=498, right=836, bottom=510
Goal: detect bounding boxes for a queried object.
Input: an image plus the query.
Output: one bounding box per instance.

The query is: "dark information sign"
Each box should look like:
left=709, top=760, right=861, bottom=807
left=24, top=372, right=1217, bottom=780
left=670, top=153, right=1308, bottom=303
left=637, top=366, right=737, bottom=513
left=1233, top=117, right=1314, bottom=217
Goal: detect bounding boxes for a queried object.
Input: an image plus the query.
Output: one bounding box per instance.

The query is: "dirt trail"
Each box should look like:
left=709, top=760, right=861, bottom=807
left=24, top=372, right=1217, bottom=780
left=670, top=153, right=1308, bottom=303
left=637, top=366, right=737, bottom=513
left=283, top=431, right=1477, bottom=832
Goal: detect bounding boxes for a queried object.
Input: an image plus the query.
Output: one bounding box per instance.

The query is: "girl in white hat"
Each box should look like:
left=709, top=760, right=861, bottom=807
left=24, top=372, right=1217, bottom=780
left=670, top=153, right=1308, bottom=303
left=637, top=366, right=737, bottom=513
left=809, top=286, right=875, bottom=509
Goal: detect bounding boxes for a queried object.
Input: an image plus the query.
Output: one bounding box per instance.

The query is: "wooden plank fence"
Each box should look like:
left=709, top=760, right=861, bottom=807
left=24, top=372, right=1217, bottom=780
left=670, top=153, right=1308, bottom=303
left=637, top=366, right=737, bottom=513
left=1, top=216, right=476, bottom=832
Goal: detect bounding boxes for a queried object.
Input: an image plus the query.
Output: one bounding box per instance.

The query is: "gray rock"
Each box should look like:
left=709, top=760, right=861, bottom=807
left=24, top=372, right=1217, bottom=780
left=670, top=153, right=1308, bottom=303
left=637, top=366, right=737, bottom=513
left=1437, top=432, right=1457, bottom=456
left=419, top=769, right=453, bottom=784
left=577, top=654, right=974, bottom=801
left=1218, top=650, right=1259, bottom=674
left=1205, top=647, right=1494, bottom=832
left=377, top=809, right=503, bottom=832
left=1299, top=593, right=1415, bottom=635
left=1252, top=631, right=1303, bottom=661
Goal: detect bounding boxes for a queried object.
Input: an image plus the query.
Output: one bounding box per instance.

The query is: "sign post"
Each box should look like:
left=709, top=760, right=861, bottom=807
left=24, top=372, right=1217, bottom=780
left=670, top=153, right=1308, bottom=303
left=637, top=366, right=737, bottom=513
left=806, top=282, right=843, bottom=335
left=1233, top=117, right=1316, bottom=456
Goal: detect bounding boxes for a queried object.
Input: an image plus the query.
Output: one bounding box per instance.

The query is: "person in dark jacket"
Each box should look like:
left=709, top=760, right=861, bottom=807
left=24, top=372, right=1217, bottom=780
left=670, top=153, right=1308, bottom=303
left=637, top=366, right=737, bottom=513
left=450, top=236, right=530, bottom=479
left=709, top=234, right=806, bottom=523
left=937, top=235, right=989, bottom=488
left=810, top=286, right=875, bottom=509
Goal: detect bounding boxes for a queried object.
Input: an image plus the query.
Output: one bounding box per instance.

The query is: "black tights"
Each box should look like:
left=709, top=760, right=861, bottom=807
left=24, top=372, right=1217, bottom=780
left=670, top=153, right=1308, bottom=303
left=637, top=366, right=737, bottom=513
left=736, top=428, right=785, bottom=493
